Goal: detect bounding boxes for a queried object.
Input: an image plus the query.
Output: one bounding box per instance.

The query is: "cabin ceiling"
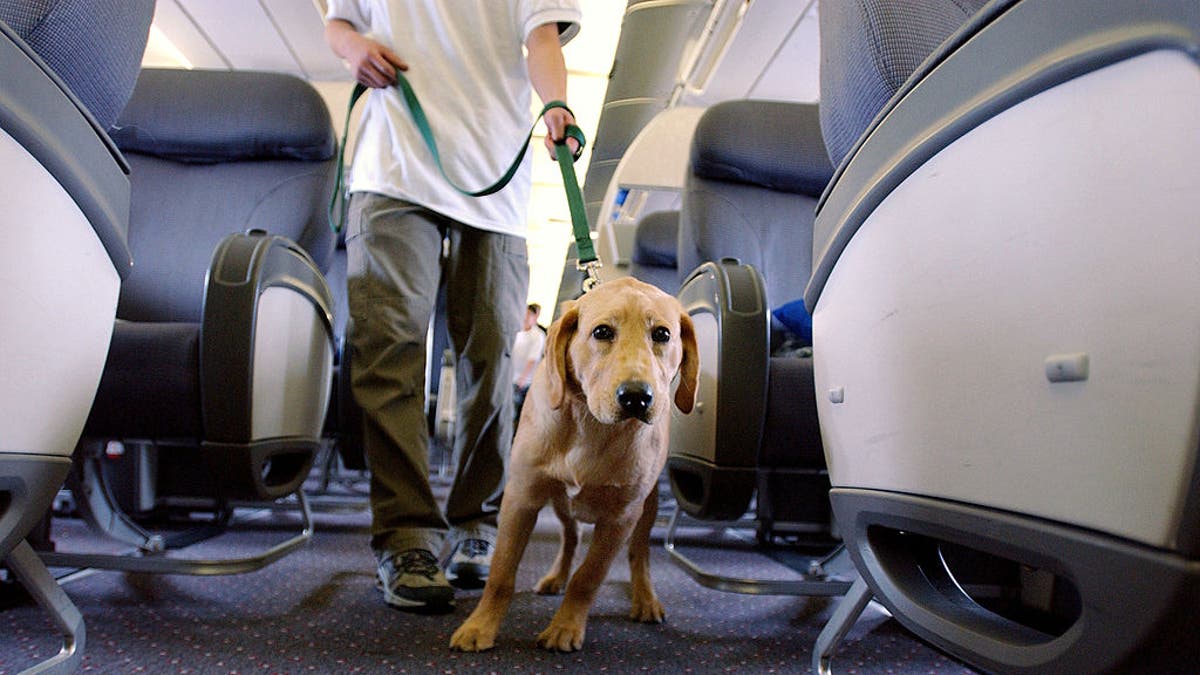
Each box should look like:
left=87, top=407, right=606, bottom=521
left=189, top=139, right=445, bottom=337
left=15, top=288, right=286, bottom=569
left=142, top=1, right=338, bottom=78
left=141, top=1, right=819, bottom=100
left=141, top=0, right=630, bottom=82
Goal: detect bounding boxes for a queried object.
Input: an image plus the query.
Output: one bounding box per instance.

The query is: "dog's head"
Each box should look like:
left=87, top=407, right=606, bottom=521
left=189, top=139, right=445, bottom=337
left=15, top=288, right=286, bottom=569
left=545, top=277, right=698, bottom=424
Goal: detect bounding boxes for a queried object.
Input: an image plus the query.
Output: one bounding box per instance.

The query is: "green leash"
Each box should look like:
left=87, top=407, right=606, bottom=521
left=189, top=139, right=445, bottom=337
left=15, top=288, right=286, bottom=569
left=330, top=76, right=601, bottom=289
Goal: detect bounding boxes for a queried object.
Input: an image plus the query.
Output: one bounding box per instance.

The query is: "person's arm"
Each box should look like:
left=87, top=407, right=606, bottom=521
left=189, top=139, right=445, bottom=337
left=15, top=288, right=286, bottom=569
left=516, top=358, right=538, bottom=388
left=325, top=18, right=408, bottom=89
left=526, top=22, right=580, bottom=158
left=516, top=330, right=546, bottom=387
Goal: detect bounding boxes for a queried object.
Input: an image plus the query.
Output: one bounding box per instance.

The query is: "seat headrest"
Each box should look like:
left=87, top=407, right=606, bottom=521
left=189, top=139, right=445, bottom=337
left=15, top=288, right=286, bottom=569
left=110, top=68, right=335, bottom=163
left=690, top=100, right=833, bottom=197
left=0, top=0, right=154, bottom=130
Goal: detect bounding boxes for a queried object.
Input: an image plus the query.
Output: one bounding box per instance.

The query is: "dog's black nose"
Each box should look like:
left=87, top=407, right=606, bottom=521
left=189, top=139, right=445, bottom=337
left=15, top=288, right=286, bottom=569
left=617, top=381, right=654, bottom=421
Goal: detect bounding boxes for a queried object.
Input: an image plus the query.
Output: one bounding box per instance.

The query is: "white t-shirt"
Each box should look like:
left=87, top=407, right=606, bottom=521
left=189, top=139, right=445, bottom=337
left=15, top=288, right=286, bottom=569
left=512, top=326, right=546, bottom=387
left=326, top=0, right=581, bottom=237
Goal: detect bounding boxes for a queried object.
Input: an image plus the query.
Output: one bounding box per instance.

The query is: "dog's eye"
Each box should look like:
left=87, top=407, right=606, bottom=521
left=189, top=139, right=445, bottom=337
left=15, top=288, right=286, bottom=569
left=591, top=324, right=615, bottom=341
left=651, top=326, right=671, bottom=343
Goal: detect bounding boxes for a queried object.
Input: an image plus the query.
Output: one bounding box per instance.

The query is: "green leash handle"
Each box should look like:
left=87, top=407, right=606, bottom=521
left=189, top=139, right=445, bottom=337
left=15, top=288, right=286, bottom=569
left=329, top=77, right=599, bottom=279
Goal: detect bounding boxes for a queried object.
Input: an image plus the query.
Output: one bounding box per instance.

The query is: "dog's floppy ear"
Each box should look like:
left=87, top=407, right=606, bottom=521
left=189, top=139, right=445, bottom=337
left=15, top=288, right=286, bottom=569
left=545, top=304, right=579, bottom=409
left=674, top=311, right=699, bottom=413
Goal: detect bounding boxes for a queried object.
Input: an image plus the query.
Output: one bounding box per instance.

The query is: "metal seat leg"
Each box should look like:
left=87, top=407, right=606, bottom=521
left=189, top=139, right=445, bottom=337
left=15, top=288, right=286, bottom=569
left=812, top=576, right=873, bottom=675
left=5, top=539, right=85, bottom=675
left=41, top=491, right=313, bottom=576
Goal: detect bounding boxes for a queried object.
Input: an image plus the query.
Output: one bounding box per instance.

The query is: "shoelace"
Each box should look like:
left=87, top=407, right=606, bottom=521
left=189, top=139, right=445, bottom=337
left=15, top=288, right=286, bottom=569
left=394, top=549, right=441, bottom=579
left=457, top=539, right=490, bottom=559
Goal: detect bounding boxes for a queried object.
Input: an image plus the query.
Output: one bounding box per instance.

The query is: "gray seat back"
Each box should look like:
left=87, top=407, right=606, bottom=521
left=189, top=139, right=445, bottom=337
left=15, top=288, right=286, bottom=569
left=629, top=209, right=680, bottom=294
left=678, top=99, right=833, bottom=306
left=109, top=69, right=337, bottom=323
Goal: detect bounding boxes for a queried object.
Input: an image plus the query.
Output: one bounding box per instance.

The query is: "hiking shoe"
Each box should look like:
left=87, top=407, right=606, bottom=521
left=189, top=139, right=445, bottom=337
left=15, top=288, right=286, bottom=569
left=376, top=549, right=454, bottom=611
left=445, top=538, right=492, bottom=589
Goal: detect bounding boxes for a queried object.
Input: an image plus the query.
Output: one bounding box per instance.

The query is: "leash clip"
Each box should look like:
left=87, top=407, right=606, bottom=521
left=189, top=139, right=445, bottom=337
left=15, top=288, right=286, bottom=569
left=577, top=259, right=603, bottom=293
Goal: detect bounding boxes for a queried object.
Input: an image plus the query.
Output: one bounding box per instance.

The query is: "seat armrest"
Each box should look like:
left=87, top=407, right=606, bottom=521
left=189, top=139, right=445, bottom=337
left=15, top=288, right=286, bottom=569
left=202, top=228, right=334, bottom=439
left=199, top=230, right=335, bottom=500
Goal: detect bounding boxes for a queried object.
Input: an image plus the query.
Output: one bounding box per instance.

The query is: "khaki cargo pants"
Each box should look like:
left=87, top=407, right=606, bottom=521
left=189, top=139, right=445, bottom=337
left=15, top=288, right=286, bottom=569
left=344, top=192, right=527, bottom=557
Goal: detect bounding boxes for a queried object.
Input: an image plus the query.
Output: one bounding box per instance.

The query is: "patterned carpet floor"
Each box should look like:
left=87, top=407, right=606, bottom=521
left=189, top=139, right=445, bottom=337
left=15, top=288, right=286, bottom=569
left=1, top=475, right=979, bottom=674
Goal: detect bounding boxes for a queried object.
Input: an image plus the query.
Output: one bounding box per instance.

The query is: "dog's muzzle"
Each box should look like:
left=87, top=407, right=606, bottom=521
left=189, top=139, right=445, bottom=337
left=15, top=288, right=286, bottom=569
left=616, top=381, right=654, bottom=423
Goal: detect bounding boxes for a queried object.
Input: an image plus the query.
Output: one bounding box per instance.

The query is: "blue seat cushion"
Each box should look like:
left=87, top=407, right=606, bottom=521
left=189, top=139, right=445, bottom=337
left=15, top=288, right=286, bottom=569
left=631, top=210, right=679, bottom=268
left=773, top=298, right=812, bottom=344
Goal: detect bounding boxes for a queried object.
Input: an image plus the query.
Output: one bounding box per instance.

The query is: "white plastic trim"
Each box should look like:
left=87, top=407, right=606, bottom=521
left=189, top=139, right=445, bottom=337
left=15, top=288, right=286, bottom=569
left=814, top=50, right=1200, bottom=548
left=250, top=286, right=333, bottom=440
left=0, top=127, right=119, bottom=457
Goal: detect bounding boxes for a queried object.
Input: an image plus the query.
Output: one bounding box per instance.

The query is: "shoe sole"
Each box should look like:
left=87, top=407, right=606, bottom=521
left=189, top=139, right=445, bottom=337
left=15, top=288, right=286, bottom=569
left=445, top=562, right=488, bottom=590
left=376, top=579, right=455, bottom=611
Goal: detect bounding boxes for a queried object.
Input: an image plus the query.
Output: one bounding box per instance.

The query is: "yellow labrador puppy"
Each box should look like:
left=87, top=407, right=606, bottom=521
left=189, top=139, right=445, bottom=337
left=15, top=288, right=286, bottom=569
left=450, top=276, right=699, bottom=653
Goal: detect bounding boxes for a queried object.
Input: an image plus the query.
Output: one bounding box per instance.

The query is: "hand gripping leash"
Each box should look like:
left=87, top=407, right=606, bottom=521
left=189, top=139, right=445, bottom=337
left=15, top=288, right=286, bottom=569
left=330, top=77, right=602, bottom=293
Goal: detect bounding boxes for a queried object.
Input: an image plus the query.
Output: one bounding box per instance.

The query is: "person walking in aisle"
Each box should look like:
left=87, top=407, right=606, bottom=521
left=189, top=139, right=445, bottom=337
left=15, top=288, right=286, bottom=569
left=324, top=0, right=582, bottom=612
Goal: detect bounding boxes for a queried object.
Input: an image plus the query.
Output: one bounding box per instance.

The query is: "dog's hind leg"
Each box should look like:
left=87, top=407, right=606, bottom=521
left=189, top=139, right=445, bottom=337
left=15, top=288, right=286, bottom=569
left=627, top=482, right=665, bottom=623
left=534, top=492, right=577, bottom=595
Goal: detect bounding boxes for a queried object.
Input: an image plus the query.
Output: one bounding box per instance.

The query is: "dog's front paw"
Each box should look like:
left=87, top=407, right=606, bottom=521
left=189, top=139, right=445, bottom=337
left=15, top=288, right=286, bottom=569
left=450, top=619, right=497, bottom=652
left=536, top=620, right=585, bottom=652
left=630, top=594, right=665, bottom=623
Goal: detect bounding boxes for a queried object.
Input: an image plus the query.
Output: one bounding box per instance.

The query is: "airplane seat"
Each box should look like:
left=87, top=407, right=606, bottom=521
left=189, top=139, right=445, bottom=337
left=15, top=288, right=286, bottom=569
left=809, top=1, right=1200, bottom=671
left=667, top=100, right=834, bottom=537
left=628, top=209, right=680, bottom=294
left=816, top=0, right=987, bottom=172
left=676, top=100, right=831, bottom=305
left=44, top=68, right=338, bottom=575
left=0, top=0, right=152, bottom=670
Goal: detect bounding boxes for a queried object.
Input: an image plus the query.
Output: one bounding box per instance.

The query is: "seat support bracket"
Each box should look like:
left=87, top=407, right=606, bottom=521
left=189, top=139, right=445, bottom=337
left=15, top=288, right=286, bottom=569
left=5, top=539, right=86, bottom=675
left=40, top=491, right=313, bottom=576
left=663, top=505, right=855, bottom=596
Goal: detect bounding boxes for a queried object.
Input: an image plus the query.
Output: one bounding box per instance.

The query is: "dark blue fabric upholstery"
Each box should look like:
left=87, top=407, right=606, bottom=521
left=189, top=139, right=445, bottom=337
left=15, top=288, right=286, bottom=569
left=818, top=0, right=989, bottom=168
left=0, top=0, right=154, bottom=130
left=83, top=322, right=202, bottom=438
left=629, top=210, right=680, bottom=293
left=0, top=0, right=52, bottom=37
left=111, top=69, right=336, bottom=163
left=690, top=99, right=832, bottom=196
left=631, top=210, right=679, bottom=268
